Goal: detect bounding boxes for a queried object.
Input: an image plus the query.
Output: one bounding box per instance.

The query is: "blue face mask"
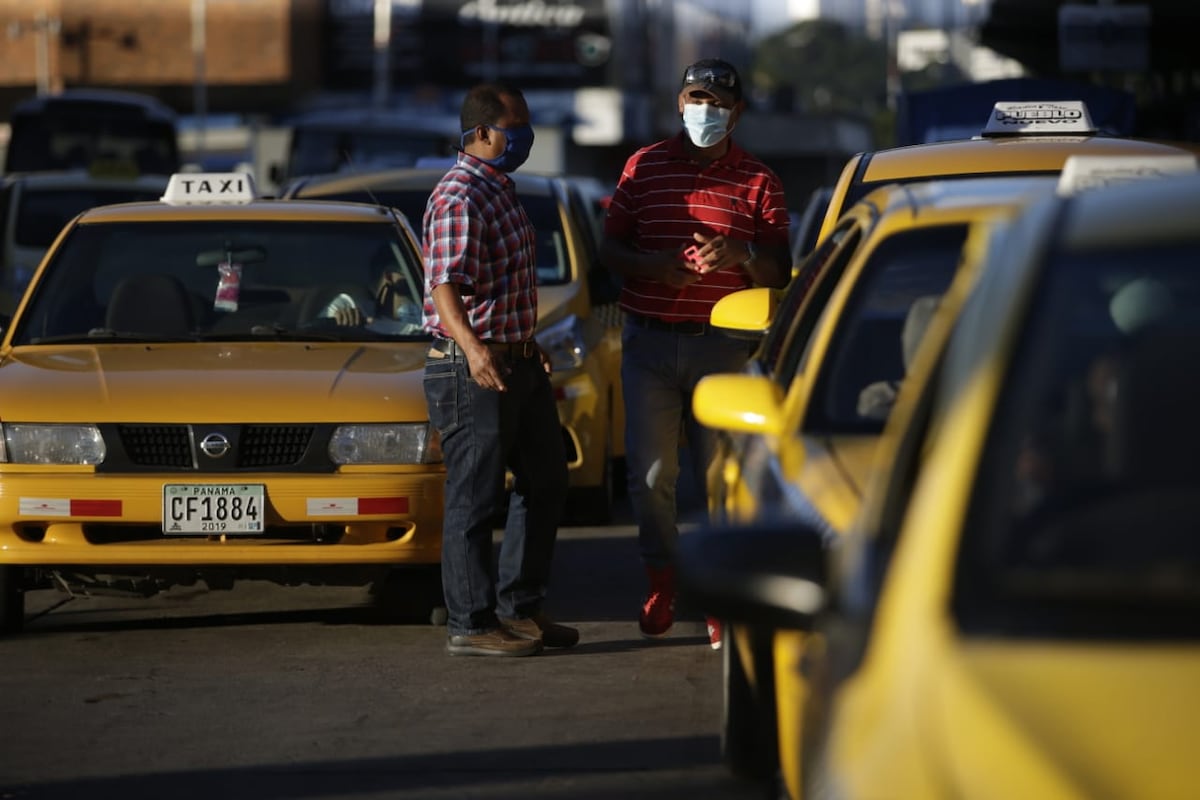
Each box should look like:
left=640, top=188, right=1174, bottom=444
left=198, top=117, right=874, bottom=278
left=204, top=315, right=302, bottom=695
left=463, top=123, right=535, bottom=173
left=682, top=103, right=733, bottom=148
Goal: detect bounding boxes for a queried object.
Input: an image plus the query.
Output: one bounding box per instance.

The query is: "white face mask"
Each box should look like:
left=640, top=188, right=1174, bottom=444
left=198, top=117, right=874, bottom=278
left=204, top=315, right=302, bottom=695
left=682, top=102, right=733, bottom=148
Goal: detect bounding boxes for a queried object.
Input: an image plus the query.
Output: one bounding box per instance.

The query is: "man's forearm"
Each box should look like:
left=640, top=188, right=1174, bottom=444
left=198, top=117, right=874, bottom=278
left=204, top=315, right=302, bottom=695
left=743, top=243, right=791, bottom=289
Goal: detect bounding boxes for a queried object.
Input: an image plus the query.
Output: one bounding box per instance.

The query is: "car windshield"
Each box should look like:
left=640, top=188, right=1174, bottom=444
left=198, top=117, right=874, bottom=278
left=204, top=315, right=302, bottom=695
left=312, top=188, right=572, bottom=286
left=958, top=242, right=1200, bottom=636
left=808, top=224, right=968, bottom=432
left=10, top=220, right=428, bottom=345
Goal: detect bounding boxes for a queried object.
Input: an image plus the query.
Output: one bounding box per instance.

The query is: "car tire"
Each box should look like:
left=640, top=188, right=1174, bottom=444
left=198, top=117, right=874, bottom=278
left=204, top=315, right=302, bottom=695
left=370, top=565, right=446, bottom=626
left=722, top=626, right=779, bottom=781
left=0, top=566, right=26, bottom=634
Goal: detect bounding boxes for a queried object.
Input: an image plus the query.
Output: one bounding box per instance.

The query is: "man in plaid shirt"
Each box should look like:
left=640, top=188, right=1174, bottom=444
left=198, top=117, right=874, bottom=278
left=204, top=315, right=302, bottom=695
left=422, top=82, right=574, bottom=657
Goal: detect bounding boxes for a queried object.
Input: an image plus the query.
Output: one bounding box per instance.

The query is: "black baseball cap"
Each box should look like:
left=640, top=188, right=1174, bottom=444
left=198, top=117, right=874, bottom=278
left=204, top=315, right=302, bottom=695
left=680, top=58, right=743, bottom=104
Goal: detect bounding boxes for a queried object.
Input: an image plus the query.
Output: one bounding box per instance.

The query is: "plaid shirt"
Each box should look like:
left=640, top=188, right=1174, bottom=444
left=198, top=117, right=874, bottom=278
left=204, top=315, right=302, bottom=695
left=421, top=153, right=538, bottom=342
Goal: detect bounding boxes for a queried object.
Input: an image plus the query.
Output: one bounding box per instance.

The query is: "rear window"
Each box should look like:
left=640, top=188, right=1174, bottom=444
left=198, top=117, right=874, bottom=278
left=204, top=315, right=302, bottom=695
left=15, top=186, right=164, bottom=248
left=311, top=188, right=571, bottom=286
left=289, top=129, right=457, bottom=177
left=5, top=111, right=178, bottom=175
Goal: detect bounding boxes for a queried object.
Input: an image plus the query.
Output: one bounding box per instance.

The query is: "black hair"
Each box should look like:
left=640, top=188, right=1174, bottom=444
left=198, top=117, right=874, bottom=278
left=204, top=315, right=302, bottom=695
left=460, top=82, right=526, bottom=145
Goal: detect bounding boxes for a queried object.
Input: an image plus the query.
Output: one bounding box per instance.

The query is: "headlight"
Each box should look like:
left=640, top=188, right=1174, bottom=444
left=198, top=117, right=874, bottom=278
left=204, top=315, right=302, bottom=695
left=1, top=423, right=106, bottom=465
left=536, top=314, right=587, bottom=371
left=328, top=423, right=441, bottom=465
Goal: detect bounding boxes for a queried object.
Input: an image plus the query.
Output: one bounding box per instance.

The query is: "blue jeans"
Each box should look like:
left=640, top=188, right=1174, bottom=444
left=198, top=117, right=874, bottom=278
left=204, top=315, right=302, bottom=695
left=424, top=352, right=568, bottom=636
left=621, top=321, right=754, bottom=569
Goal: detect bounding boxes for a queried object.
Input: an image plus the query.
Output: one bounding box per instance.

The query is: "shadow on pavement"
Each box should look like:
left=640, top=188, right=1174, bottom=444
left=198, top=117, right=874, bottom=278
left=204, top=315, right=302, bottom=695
left=1, top=735, right=764, bottom=800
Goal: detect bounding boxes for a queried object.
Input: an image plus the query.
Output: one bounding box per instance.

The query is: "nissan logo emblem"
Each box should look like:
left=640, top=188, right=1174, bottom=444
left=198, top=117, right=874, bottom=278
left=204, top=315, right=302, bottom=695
left=199, top=433, right=231, bottom=459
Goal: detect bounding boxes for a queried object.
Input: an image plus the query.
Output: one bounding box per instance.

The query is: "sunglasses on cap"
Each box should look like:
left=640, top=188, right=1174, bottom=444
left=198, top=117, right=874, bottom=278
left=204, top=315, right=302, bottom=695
left=683, top=64, right=738, bottom=90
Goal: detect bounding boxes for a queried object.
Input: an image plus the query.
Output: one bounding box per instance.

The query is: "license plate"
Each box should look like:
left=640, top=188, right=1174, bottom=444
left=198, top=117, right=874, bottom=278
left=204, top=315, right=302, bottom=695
left=162, top=484, right=265, bottom=535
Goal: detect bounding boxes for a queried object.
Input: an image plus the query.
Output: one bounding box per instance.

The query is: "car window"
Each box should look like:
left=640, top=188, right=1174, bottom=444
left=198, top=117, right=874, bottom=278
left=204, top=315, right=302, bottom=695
left=767, top=221, right=863, bottom=387
left=14, top=186, right=164, bottom=248
left=313, top=188, right=571, bottom=286
left=11, top=220, right=427, bottom=345
left=790, top=185, right=834, bottom=264
left=807, top=224, right=969, bottom=433
left=957, top=241, right=1200, bottom=637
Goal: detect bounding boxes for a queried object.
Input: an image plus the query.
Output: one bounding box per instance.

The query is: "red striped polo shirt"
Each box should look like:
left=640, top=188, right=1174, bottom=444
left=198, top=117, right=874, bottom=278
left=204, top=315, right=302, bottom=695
left=604, top=132, right=791, bottom=323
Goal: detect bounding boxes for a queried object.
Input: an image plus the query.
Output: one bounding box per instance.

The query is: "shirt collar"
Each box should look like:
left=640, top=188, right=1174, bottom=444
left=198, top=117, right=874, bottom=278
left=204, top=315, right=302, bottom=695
left=456, top=151, right=514, bottom=188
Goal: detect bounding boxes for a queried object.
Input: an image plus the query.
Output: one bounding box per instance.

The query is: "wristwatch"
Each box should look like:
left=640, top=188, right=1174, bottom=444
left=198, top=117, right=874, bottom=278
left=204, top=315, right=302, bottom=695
left=740, top=241, right=757, bottom=268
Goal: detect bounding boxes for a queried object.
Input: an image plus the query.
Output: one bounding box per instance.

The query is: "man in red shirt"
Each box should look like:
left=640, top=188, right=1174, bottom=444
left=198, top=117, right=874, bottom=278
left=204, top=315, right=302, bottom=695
left=600, top=59, right=791, bottom=649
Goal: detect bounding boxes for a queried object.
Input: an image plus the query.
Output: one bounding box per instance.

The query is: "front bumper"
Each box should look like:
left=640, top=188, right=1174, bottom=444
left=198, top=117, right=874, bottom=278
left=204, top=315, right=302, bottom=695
left=0, top=469, right=445, bottom=566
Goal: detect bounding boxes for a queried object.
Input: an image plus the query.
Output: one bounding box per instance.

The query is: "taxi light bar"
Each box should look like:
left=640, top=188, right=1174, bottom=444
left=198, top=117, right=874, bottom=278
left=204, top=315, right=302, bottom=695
left=981, top=100, right=1096, bottom=137
left=1057, top=154, right=1199, bottom=195
left=161, top=172, right=257, bottom=206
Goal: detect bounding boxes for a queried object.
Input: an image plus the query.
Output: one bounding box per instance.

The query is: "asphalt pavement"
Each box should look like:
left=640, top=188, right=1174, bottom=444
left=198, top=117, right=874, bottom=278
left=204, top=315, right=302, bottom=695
left=0, top=487, right=772, bottom=800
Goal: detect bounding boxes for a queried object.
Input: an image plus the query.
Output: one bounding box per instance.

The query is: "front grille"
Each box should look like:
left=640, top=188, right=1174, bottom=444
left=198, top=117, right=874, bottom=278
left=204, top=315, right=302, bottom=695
left=119, top=424, right=192, bottom=468
left=240, top=425, right=314, bottom=467
left=103, top=423, right=332, bottom=473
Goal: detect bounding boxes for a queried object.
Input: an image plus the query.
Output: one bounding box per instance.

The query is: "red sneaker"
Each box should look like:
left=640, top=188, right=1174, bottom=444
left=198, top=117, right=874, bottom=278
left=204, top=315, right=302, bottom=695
left=706, top=617, right=722, bottom=651
left=639, top=565, right=676, bottom=638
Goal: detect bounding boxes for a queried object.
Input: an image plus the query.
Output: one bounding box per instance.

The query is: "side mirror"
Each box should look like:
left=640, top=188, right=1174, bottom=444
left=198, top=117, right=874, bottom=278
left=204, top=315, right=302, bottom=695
left=710, top=287, right=779, bottom=341
left=677, top=520, right=829, bottom=632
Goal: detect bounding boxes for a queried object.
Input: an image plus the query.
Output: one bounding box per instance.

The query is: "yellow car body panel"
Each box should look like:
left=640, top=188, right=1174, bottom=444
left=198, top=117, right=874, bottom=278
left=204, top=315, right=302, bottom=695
left=816, top=128, right=1195, bottom=245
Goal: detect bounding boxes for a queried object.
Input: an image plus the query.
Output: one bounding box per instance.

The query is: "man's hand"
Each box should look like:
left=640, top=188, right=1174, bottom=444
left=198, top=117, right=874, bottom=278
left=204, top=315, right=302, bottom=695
left=464, top=342, right=510, bottom=392
left=661, top=249, right=703, bottom=288
left=329, top=303, right=365, bottom=327
left=683, top=232, right=752, bottom=275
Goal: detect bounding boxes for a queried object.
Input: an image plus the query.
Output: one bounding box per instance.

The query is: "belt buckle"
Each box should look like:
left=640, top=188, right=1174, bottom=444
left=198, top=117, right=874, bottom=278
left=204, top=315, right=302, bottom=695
left=520, top=341, right=534, bottom=358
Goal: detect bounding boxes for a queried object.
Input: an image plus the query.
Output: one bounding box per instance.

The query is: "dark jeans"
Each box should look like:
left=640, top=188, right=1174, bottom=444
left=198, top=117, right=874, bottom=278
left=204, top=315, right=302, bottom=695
left=621, top=322, right=755, bottom=569
left=424, top=352, right=568, bottom=636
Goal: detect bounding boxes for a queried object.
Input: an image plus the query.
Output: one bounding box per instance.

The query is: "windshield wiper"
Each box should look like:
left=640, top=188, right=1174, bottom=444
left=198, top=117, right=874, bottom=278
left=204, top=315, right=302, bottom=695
left=193, top=324, right=344, bottom=342
left=79, top=328, right=200, bottom=343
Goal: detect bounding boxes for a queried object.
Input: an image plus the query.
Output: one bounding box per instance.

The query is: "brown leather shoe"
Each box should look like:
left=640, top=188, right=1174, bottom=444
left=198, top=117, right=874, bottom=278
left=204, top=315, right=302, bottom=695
left=501, top=614, right=580, bottom=648
left=446, top=627, right=542, bottom=657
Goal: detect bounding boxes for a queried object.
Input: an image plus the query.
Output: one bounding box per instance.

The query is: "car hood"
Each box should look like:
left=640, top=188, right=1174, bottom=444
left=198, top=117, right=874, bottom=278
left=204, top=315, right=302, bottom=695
left=0, top=343, right=431, bottom=422
left=933, top=641, right=1200, bottom=798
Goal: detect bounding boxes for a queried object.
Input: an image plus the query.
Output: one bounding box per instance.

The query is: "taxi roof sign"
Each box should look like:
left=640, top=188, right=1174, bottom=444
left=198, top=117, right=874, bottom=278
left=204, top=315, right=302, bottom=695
left=161, top=172, right=256, bottom=206
left=981, top=100, right=1097, bottom=137
left=1057, top=154, right=1199, bottom=196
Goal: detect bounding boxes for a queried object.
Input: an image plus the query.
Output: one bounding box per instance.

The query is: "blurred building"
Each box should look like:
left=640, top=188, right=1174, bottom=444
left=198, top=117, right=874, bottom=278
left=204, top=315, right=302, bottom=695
left=0, top=0, right=763, bottom=178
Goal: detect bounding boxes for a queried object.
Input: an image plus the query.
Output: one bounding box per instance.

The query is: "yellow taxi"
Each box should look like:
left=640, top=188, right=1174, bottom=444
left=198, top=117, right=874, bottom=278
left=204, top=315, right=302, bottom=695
left=680, top=165, right=1200, bottom=799
left=689, top=174, right=1064, bottom=781
left=0, top=172, right=447, bottom=633
left=815, top=100, right=1198, bottom=246
left=282, top=167, right=625, bottom=523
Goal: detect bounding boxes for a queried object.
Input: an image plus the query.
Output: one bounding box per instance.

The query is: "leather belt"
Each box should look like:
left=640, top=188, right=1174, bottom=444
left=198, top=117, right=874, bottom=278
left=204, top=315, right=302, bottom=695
left=627, top=312, right=709, bottom=336
left=429, top=337, right=537, bottom=359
